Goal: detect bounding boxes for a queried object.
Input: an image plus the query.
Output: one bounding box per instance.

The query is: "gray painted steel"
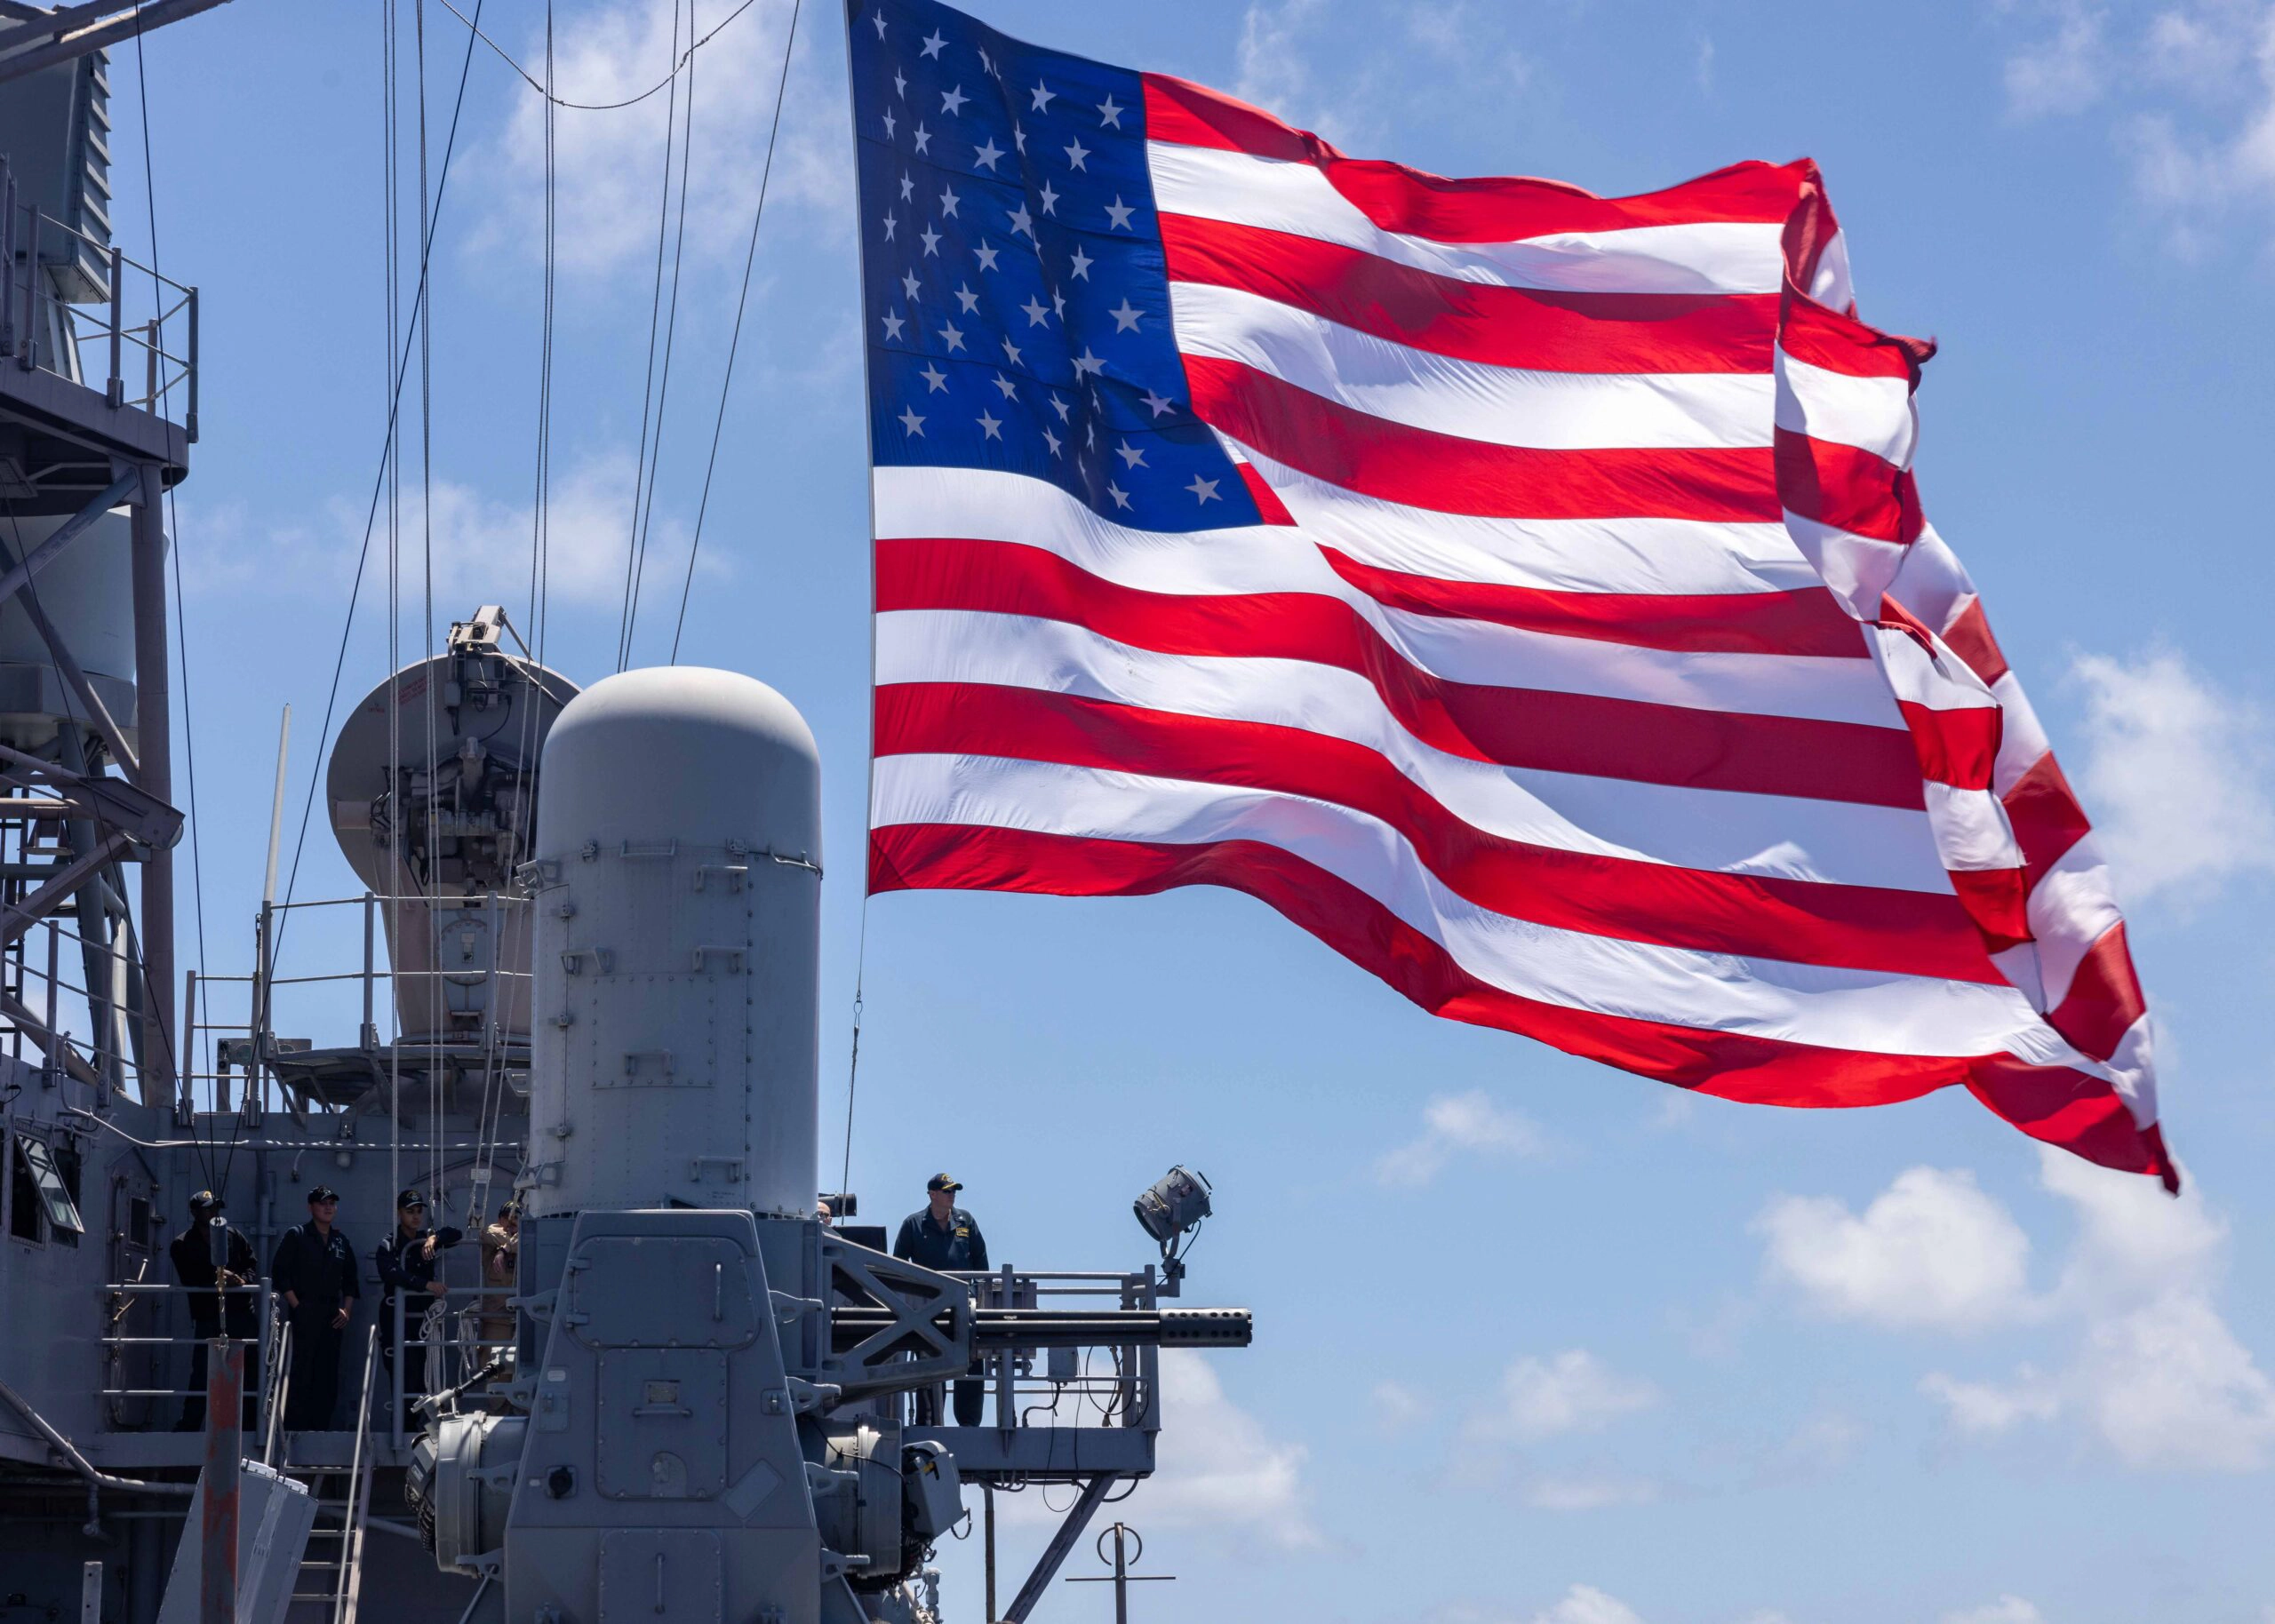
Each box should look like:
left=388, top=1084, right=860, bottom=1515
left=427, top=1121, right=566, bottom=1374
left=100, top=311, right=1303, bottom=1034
left=523, top=667, right=822, bottom=1220
left=323, top=636, right=576, bottom=1047
left=0, top=508, right=140, bottom=753
left=154, top=1458, right=315, bottom=1624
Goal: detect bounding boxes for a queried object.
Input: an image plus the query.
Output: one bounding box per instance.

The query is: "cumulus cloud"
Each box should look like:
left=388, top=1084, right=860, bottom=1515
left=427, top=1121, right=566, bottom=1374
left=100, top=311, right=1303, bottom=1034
left=1530, top=1586, right=1647, bottom=1624
left=475, top=0, right=842, bottom=277
left=2005, top=3, right=2109, bottom=117
left=1917, top=1150, right=2275, bottom=1472
left=1755, top=1167, right=2034, bottom=1333
left=2003, top=1, right=2275, bottom=248
left=1124, top=1351, right=1321, bottom=1548
left=1919, top=1369, right=2063, bottom=1434
left=1491, top=1350, right=1660, bottom=1440
left=1941, top=1600, right=2047, bottom=1624
left=1520, top=1474, right=1661, bottom=1512
left=1373, top=1379, right=1433, bottom=1433
left=1233, top=0, right=1326, bottom=123
left=180, top=448, right=722, bottom=627
left=2069, top=648, right=2275, bottom=906
left=1374, top=1089, right=1548, bottom=1187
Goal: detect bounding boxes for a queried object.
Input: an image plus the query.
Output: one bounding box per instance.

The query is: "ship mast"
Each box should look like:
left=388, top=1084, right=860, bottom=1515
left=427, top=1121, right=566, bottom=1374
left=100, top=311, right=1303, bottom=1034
left=0, top=0, right=235, bottom=87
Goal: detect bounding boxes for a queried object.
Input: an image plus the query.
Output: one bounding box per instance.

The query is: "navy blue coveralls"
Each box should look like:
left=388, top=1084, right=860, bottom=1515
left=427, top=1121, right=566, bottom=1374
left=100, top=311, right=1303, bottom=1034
left=894, top=1207, right=990, bottom=1426
left=270, top=1221, right=359, bottom=1429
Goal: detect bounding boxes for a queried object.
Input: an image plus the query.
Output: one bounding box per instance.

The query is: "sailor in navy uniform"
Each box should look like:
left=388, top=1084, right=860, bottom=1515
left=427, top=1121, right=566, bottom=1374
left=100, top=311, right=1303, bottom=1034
left=270, top=1185, right=359, bottom=1429
left=168, top=1190, right=259, bottom=1431
left=894, top=1174, right=989, bottom=1426
left=374, top=1187, right=465, bottom=1405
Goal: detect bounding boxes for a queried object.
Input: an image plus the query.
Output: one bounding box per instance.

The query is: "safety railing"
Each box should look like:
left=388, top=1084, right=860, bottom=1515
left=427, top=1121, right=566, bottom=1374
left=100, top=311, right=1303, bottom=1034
left=922, top=1267, right=1162, bottom=1436
left=291, top=1325, right=380, bottom=1620
left=389, top=1283, right=515, bottom=1448
left=95, top=1281, right=275, bottom=1432
left=179, top=889, right=536, bottom=1120
left=1, top=160, right=198, bottom=439
left=262, top=1318, right=293, bottom=1466
left=2, top=912, right=157, bottom=1109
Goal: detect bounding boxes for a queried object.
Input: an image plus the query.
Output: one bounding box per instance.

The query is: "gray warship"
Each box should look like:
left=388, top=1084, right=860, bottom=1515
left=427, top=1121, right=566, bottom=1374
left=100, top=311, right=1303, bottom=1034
left=0, top=5, right=1250, bottom=1620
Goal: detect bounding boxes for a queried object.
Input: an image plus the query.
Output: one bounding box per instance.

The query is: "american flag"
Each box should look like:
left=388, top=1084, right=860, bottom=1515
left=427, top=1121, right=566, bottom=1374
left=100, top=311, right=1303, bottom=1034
left=849, top=0, right=2173, bottom=1186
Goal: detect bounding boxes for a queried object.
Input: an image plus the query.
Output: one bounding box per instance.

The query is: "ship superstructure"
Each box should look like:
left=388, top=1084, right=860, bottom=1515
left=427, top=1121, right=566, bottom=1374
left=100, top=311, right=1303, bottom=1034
left=0, top=9, right=1250, bottom=1620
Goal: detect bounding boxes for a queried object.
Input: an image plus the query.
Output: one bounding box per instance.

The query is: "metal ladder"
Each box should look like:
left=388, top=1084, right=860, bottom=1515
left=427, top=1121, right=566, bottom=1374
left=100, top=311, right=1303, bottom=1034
left=287, top=1325, right=379, bottom=1622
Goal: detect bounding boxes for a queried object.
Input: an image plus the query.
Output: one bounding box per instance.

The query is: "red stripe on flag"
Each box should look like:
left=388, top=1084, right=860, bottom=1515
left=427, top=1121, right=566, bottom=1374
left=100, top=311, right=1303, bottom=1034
left=1234, top=461, right=1297, bottom=524
left=1161, top=214, right=1780, bottom=376
left=2048, top=924, right=2149, bottom=1063
left=2002, top=752, right=2094, bottom=888
left=875, top=681, right=2001, bottom=982
left=1936, top=598, right=2011, bottom=689
left=1894, top=700, right=2002, bottom=791
left=1142, top=75, right=1809, bottom=240
left=1966, top=1057, right=2172, bottom=1187
left=871, top=823, right=2163, bottom=1177
left=1944, top=867, right=2033, bottom=955
left=879, top=536, right=1928, bottom=808
left=1774, top=428, right=1924, bottom=544
left=1185, top=355, right=1781, bottom=522
left=1318, top=547, right=1869, bottom=658
left=870, top=820, right=1976, bottom=1104
left=1777, top=289, right=1932, bottom=381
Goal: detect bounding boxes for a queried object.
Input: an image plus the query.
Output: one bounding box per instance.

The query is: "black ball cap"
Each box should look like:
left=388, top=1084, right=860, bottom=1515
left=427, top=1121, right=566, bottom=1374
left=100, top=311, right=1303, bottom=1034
left=188, top=1190, right=221, bottom=1214
left=306, top=1184, right=340, bottom=1205
left=396, top=1188, right=427, bottom=1209
left=926, top=1173, right=962, bottom=1193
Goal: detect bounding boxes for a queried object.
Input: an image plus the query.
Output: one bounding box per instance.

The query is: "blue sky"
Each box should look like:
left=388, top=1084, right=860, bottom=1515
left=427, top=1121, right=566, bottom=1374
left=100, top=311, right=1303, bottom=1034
left=109, top=1, right=2275, bottom=1620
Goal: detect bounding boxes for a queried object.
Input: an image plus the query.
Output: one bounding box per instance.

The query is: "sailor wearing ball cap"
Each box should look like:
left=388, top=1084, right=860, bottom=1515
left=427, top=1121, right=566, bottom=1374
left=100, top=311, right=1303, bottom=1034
left=270, top=1184, right=359, bottom=1429
left=168, top=1190, right=259, bottom=1430
left=894, top=1174, right=990, bottom=1425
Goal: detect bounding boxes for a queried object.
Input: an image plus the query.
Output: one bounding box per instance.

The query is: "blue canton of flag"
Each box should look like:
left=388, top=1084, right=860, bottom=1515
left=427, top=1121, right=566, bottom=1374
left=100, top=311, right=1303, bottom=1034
left=849, top=0, right=1259, bottom=529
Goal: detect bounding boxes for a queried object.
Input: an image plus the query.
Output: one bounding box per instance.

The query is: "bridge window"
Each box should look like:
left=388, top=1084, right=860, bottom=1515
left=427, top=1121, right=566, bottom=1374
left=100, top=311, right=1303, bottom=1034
left=8, top=1133, right=85, bottom=1243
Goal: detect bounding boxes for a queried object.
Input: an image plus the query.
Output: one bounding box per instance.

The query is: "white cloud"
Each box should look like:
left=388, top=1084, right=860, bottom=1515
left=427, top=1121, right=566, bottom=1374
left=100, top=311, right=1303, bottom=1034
left=2069, top=648, right=2275, bottom=905
left=1530, top=1586, right=1646, bottom=1624
left=1521, top=1474, right=1661, bottom=1512
left=1230, top=0, right=1390, bottom=149
left=1492, top=1350, right=1659, bottom=1440
left=1374, top=1089, right=1547, bottom=1187
left=1125, top=1351, right=1321, bottom=1548
left=1755, top=1167, right=2034, bottom=1333
left=2006, top=4, right=2109, bottom=118
left=179, top=449, right=723, bottom=628
left=1920, top=1150, right=2275, bottom=1472
left=2073, top=1292, right=2275, bottom=1469
left=1529, top=1582, right=1656, bottom=1619
left=475, top=0, right=841, bottom=277
left=1373, top=1379, right=1433, bottom=1432
left=1233, top=0, right=1326, bottom=123
left=2004, top=1, right=2275, bottom=246
left=1941, top=1599, right=2046, bottom=1624
left=1919, top=1368, right=2063, bottom=1434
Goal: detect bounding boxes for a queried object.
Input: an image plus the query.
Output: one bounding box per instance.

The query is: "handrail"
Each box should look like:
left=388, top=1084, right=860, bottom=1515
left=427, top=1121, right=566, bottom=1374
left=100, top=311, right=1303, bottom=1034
left=0, top=1372, right=193, bottom=1498
left=333, top=1325, right=381, bottom=1624
left=262, top=1319, right=292, bottom=1468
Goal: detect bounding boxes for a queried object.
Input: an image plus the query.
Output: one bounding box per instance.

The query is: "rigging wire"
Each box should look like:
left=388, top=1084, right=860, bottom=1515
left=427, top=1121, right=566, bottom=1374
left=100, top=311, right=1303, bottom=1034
left=669, top=0, right=803, bottom=665
left=271, top=0, right=486, bottom=964
left=612, top=0, right=689, bottom=673
left=385, top=0, right=406, bottom=1227
left=116, top=4, right=219, bottom=1192
left=430, top=0, right=758, bottom=112
left=836, top=899, right=866, bottom=1201
left=416, top=0, right=450, bottom=1214
left=619, top=0, right=700, bottom=668
left=524, top=2, right=557, bottom=675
